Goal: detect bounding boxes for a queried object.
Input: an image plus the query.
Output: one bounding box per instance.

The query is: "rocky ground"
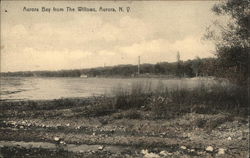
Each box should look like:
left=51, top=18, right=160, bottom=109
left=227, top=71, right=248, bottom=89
left=0, top=98, right=249, bottom=158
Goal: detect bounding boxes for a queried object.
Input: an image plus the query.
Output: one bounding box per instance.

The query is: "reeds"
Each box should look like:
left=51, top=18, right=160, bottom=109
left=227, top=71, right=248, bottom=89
left=111, top=80, right=248, bottom=117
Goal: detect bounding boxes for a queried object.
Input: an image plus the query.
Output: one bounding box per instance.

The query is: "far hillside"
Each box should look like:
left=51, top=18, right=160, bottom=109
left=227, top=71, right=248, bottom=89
left=1, top=57, right=219, bottom=78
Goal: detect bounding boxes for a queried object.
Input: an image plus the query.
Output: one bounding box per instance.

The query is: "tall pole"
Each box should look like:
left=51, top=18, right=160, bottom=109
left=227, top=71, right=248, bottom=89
left=138, top=56, right=140, bottom=75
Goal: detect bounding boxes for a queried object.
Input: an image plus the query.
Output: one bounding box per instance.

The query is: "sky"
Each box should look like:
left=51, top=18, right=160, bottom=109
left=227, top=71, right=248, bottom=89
left=1, top=1, right=222, bottom=72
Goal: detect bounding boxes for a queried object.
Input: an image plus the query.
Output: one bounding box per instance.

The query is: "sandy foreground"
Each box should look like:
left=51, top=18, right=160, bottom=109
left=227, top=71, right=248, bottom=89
left=0, top=98, right=249, bottom=158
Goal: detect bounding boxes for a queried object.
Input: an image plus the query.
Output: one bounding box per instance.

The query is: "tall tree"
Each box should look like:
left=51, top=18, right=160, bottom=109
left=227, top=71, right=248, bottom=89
left=205, top=0, right=249, bottom=85
left=191, top=57, right=202, bottom=77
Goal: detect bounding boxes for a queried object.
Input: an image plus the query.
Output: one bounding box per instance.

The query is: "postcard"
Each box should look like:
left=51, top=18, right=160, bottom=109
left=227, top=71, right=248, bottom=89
left=0, top=0, right=248, bottom=157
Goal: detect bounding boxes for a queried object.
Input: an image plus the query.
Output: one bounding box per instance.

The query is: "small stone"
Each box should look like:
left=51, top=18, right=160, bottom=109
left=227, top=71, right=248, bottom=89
left=141, top=149, right=148, bottom=155
left=76, top=126, right=81, bottom=129
left=98, top=146, right=104, bottom=150
left=160, top=132, right=166, bottom=136
left=197, top=151, right=205, bottom=155
left=11, top=121, right=17, bottom=125
left=54, top=137, right=60, bottom=141
left=206, top=146, right=214, bottom=152
left=19, top=126, right=24, bottom=129
left=141, top=149, right=160, bottom=158
left=227, top=136, right=232, bottom=141
left=190, top=149, right=195, bottom=152
left=159, top=150, right=172, bottom=156
left=218, top=148, right=226, bottom=155
left=66, top=123, right=70, bottom=127
left=60, top=141, right=66, bottom=144
left=180, top=146, right=187, bottom=150
left=92, top=132, right=96, bottom=136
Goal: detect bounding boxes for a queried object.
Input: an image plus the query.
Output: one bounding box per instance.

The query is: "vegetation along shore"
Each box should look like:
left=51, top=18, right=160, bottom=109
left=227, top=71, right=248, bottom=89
left=0, top=81, right=249, bottom=157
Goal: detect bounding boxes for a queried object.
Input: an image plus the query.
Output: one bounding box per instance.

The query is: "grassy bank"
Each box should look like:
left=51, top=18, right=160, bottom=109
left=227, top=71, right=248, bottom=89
left=1, top=81, right=248, bottom=119
left=0, top=80, right=248, bottom=158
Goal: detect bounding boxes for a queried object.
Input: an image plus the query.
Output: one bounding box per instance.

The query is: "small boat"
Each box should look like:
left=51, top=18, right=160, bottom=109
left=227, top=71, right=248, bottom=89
left=80, top=74, right=88, bottom=78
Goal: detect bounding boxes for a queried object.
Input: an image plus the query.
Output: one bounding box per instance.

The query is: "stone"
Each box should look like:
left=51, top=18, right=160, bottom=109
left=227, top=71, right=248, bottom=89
left=140, top=149, right=160, bottom=158
left=197, top=151, right=205, bottom=155
left=206, top=146, right=213, bottom=152
left=160, top=132, right=166, bottom=136
left=11, top=121, right=17, bottom=125
left=141, top=149, right=148, bottom=155
left=54, top=137, right=60, bottom=141
left=98, top=146, right=104, bottom=150
left=180, top=146, right=187, bottom=150
left=159, top=150, right=172, bottom=156
left=218, top=148, right=226, bottom=155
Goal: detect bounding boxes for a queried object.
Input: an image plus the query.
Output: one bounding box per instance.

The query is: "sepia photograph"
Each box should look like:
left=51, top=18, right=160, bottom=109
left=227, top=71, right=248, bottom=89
left=0, top=0, right=249, bottom=157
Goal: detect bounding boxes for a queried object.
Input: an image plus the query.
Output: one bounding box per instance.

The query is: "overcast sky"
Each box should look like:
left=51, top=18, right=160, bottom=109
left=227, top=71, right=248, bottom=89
left=1, top=1, right=221, bottom=72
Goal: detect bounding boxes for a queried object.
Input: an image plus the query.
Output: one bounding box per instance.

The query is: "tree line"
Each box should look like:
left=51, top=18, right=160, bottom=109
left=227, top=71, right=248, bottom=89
left=0, top=57, right=219, bottom=78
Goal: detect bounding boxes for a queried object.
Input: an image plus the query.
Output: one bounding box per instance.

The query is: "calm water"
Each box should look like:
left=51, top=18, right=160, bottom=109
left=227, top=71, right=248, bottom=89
left=0, top=77, right=217, bottom=101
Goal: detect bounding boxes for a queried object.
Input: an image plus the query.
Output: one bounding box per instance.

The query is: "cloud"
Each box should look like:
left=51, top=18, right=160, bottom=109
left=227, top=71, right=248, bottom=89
left=118, top=16, right=152, bottom=42
left=2, top=15, right=154, bottom=55
left=1, top=1, right=219, bottom=72
left=1, top=48, right=93, bottom=71
left=1, top=34, right=215, bottom=72
left=118, top=37, right=215, bottom=63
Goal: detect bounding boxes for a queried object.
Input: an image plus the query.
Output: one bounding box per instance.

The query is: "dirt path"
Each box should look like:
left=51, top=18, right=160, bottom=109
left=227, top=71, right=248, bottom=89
left=0, top=99, right=249, bottom=158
